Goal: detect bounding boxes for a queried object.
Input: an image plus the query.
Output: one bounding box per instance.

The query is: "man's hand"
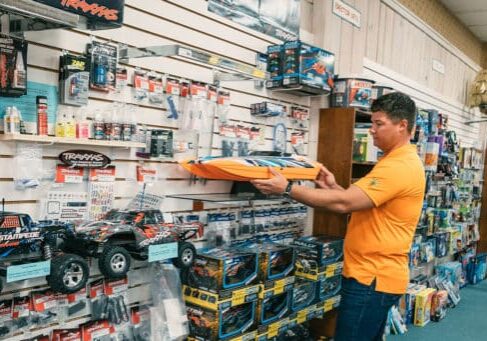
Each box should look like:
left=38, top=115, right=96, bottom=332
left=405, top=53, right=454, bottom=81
left=250, top=167, right=288, bottom=195
left=314, top=165, right=339, bottom=189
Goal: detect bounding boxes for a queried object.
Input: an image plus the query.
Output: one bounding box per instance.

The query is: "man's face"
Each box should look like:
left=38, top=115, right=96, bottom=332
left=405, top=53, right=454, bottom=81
left=370, top=111, right=407, bottom=152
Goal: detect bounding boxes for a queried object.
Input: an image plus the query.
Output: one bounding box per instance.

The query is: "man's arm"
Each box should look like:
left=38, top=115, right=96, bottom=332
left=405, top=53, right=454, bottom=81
left=251, top=168, right=374, bottom=213
left=289, top=184, right=374, bottom=213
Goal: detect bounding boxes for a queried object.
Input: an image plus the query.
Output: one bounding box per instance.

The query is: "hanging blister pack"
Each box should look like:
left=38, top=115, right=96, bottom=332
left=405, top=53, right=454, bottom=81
left=235, top=124, right=250, bottom=156
left=165, top=77, right=181, bottom=121
left=0, top=299, right=13, bottom=339
left=13, top=144, right=43, bottom=190
left=207, top=212, right=238, bottom=247
left=0, top=34, right=27, bottom=97
left=273, top=122, right=288, bottom=153
left=148, top=72, right=164, bottom=106
left=133, top=68, right=149, bottom=102
left=291, top=131, right=305, bottom=155
left=290, top=106, right=309, bottom=129
left=115, top=67, right=128, bottom=93
left=216, top=90, right=231, bottom=125
left=59, top=53, right=89, bottom=106
left=220, top=124, right=237, bottom=157
left=87, top=41, right=117, bottom=92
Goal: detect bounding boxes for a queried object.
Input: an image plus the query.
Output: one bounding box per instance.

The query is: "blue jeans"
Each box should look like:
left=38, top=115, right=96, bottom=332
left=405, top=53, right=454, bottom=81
left=335, top=277, right=401, bottom=341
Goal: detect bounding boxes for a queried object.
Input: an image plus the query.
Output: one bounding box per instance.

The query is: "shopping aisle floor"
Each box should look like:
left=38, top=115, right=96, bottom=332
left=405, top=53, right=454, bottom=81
left=389, top=280, right=487, bottom=340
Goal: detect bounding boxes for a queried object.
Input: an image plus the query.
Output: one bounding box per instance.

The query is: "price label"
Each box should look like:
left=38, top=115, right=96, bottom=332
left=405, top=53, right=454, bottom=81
left=148, top=242, right=178, bottom=262
left=6, top=260, right=50, bottom=283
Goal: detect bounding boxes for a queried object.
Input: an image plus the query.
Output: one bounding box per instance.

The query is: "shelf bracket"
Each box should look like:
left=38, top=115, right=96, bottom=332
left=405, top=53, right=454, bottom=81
left=119, top=44, right=268, bottom=86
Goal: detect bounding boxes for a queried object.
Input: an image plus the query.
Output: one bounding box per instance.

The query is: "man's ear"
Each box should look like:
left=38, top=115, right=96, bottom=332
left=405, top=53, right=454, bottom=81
left=399, top=118, right=408, bottom=132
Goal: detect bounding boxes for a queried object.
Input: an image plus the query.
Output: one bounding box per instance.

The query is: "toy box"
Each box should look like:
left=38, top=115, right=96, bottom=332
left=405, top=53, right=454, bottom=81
left=430, top=290, right=448, bottom=322
left=316, top=274, right=341, bottom=302
left=292, top=235, right=343, bottom=270
left=281, top=40, right=335, bottom=93
left=187, top=300, right=257, bottom=340
left=435, top=232, right=449, bottom=258
left=257, top=284, right=292, bottom=325
left=183, top=284, right=260, bottom=311
left=414, top=288, right=436, bottom=327
left=295, top=261, right=343, bottom=281
left=290, top=278, right=316, bottom=312
left=246, top=243, right=295, bottom=282
left=398, top=284, right=426, bottom=325
left=184, top=248, right=258, bottom=293
left=331, top=78, right=375, bottom=109
left=467, top=253, right=487, bottom=284
left=266, top=44, right=283, bottom=89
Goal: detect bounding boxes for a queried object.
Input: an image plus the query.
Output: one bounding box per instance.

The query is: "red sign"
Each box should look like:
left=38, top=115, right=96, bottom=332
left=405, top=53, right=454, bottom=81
left=56, top=165, right=85, bottom=183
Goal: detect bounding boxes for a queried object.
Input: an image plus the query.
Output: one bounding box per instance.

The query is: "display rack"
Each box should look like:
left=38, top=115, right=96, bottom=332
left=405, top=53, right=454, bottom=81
left=0, top=0, right=79, bottom=34
left=119, top=44, right=268, bottom=83
left=0, top=133, right=146, bottom=148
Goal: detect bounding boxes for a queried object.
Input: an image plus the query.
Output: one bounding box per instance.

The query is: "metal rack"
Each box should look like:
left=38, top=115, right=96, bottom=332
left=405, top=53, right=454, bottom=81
left=119, top=44, right=268, bottom=84
left=0, top=0, right=79, bottom=34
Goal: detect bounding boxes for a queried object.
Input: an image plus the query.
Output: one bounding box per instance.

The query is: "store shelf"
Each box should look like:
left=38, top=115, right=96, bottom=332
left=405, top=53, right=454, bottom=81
left=119, top=44, right=268, bottom=82
left=0, top=133, right=146, bottom=148
left=0, top=0, right=79, bottom=34
left=166, top=192, right=285, bottom=203
left=352, top=161, right=376, bottom=166
left=270, top=84, right=331, bottom=97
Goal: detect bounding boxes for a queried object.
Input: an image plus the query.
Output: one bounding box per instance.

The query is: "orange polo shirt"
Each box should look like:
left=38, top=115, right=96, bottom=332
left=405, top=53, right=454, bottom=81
left=343, top=144, right=425, bottom=294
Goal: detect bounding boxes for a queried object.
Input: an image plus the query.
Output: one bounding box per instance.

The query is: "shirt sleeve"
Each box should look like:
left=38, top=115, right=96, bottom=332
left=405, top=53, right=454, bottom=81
left=354, top=159, right=411, bottom=207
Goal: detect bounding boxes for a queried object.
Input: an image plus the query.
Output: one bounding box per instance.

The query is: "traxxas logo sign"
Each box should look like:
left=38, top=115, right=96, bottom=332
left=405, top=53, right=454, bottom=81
left=59, top=150, right=111, bottom=168
left=34, top=0, right=124, bottom=28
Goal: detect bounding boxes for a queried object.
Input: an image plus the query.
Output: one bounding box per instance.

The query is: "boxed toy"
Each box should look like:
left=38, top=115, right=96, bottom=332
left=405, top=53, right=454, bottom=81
left=266, top=44, right=283, bottom=89
left=292, top=235, right=343, bottom=271
left=291, top=278, right=316, bottom=312
left=316, top=274, right=341, bottom=302
left=331, top=78, right=375, bottom=109
left=295, top=261, right=343, bottom=281
left=186, top=300, right=256, bottom=340
left=398, top=284, right=426, bottom=325
left=184, top=248, right=258, bottom=293
left=430, top=290, right=448, bottom=322
left=435, top=232, right=449, bottom=258
left=281, top=40, right=335, bottom=93
left=467, top=253, right=487, bottom=284
left=414, top=288, right=436, bottom=327
left=183, top=284, right=260, bottom=311
left=257, top=284, right=292, bottom=325
left=242, top=242, right=295, bottom=282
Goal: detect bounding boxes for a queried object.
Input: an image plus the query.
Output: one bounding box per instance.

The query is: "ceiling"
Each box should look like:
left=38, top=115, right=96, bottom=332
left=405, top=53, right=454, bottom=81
left=440, top=0, right=487, bottom=42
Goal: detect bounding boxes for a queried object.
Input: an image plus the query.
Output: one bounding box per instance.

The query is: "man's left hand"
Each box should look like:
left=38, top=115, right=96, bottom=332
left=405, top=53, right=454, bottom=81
left=250, top=167, right=288, bottom=195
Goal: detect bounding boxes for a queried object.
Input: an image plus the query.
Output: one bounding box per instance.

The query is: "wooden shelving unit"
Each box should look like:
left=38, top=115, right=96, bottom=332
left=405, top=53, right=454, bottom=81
left=313, top=107, right=373, bottom=237
left=0, top=133, right=146, bottom=148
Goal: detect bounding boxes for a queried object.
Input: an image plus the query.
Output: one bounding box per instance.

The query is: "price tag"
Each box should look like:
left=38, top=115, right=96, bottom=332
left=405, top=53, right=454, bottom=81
left=324, top=300, right=333, bottom=312
left=148, top=242, right=178, bottom=262
left=6, top=260, right=50, bottom=283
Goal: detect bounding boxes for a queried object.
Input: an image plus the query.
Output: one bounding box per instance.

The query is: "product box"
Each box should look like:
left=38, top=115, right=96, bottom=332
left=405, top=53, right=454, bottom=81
left=414, top=288, right=436, bottom=327
left=295, top=260, right=343, bottom=280
left=281, top=40, right=335, bottom=93
left=398, top=284, right=426, bottom=325
left=290, top=278, right=316, bottom=312
left=244, top=243, right=295, bottom=282
left=266, top=44, right=283, bottom=89
left=316, top=274, right=342, bottom=302
left=183, top=284, right=260, bottom=311
left=430, top=290, right=448, bottom=322
left=187, top=300, right=257, bottom=340
left=184, top=248, right=258, bottom=293
left=256, top=316, right=290, bottom=339
left=257, top=284, right=292, bottom=326
left=435, top=232, right=449, bottom=258
left=331, top=78, right=375, bottom=109
left=292, top=235, right=343, bottom=270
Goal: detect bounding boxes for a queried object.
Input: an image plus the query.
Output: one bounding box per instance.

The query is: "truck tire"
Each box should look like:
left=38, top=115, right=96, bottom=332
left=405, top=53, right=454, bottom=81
left=173, top=242, right=196, bottom=269
left=98, top=245, right=131, bottom=279
left=47, top=253, right=89, bottom=294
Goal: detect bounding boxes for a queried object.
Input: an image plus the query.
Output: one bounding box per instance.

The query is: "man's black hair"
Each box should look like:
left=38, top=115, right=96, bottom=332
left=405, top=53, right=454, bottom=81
left=370, top=92, right=417, bottom=133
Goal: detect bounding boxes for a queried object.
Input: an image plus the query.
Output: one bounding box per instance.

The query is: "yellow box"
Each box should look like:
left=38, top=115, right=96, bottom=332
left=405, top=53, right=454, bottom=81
left=414, top=288, right=436, bottom=326
left=295, top=261, right=343, bottom=281
left=183, top=284, right=260, bottom=310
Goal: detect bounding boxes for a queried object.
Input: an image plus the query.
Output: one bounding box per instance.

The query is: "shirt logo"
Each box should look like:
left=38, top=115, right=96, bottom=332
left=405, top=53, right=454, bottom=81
left=369, top=178, right=379, bottom=187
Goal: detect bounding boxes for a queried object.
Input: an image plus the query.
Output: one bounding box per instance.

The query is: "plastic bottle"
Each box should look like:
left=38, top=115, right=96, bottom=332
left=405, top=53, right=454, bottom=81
left=3, top=107, right=11, bottom=133
left=93, top=109, right=105, bottom=140
left=76, top=109, right=91, bottom=139
left=110, top=104, right=122, bottom=141
left=13, top=51, right=26, bottom=89
left=10, top=107, right=20, bottom=134
left=65, top=112, right=76, bottom=138
left=103, top=108, right=112, bottom=141
left=36, top=96, right=48, bottom=136
left=55, top=109, right=66, bottom=137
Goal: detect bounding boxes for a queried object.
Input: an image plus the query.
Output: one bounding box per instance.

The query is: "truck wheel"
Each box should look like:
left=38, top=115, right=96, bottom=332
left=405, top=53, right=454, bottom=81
left=173, top=242, right=196, bottom=269
left=47, top=254, right=89, bottom=294
left=99, top=245, right=131, bottom=279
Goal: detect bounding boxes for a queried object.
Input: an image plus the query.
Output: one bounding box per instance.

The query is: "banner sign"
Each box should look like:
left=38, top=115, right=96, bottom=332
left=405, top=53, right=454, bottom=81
left=34, top=0, right=125, bottom=29
left=208, top=0, right=300, bottom=41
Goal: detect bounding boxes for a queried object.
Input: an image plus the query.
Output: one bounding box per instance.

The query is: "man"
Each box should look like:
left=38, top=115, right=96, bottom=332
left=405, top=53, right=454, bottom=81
left=251, top=92, right=425, bottom=340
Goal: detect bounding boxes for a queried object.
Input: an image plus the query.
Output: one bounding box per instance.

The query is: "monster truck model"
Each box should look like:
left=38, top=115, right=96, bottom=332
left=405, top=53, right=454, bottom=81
left=62, top=209, right=200, bottom=279
left=0, top=211, right=89, bottom=294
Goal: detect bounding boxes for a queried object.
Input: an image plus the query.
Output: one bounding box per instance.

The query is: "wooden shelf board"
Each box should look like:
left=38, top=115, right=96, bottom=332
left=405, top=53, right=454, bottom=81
left=0, top=134, right=145, bottom=148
